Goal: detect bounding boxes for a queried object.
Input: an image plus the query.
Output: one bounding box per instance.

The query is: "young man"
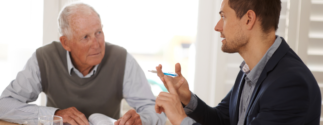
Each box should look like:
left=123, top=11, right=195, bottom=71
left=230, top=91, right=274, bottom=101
left=154, top=0, right=321, bottom=124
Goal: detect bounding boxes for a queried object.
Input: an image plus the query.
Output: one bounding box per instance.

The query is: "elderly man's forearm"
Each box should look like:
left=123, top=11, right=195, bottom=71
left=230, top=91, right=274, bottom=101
left=0, top=97, right=57, bottom=123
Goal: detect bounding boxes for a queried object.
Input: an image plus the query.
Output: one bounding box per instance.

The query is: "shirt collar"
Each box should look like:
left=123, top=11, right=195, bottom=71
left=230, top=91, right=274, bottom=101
left=66, top=51, right=99, bottom=78
left=240, top=35, right=282, bottom=84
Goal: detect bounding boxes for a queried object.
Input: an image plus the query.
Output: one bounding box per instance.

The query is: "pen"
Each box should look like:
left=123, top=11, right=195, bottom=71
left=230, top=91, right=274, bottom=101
left=148, top=70, right=178, bottom=77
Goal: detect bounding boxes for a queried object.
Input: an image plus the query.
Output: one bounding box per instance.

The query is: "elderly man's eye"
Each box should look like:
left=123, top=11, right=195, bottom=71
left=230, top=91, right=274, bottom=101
left=84, top=35, right=88, bottom=39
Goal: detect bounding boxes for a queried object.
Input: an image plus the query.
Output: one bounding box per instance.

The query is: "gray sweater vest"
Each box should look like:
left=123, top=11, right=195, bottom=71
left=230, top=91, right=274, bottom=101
left=36, top=41, right=127, bottom=119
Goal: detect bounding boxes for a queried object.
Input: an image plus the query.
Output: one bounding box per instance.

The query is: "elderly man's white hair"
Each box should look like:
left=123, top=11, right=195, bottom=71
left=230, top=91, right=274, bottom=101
left=58, top=2, right=101, bottom=39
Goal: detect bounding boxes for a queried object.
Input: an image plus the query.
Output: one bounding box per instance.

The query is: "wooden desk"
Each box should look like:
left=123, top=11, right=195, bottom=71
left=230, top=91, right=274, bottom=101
left=0, top=120, right=18, bottom=125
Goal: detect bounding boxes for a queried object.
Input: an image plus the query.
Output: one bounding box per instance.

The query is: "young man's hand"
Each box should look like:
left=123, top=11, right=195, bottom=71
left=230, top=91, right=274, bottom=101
left=156, top=63, right=191, bottom=105
left=155, top=75, right=187, bottom=125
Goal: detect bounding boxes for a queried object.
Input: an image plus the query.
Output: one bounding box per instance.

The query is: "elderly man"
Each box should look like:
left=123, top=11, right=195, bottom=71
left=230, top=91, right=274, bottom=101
left=0, top=3, right=165, bottom=125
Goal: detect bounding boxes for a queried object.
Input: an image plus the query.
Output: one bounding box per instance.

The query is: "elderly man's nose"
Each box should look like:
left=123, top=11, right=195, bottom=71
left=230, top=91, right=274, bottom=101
left=92, top=37, right=100, bottom=48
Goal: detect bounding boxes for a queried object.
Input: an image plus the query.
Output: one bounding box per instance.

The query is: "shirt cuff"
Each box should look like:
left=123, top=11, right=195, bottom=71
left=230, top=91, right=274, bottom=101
left=183, top=91, right=198, bottom=115
left=180, top=117, right=196, bottom=125
left=38, top=106, right=59, bottom=117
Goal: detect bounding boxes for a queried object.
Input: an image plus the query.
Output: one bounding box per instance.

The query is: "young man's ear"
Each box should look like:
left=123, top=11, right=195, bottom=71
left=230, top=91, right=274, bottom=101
left=60, top=36, right=71, bottom=52
left=245, top=10, right=257, bottom=30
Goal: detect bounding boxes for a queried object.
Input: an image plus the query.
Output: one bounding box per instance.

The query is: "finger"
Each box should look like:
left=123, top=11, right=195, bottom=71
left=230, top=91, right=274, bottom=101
left=135, top=112, right=141, bottom=119
left=114, top=119, right=121, bottom=125
left=124, top=117, right=135, bottom=125
left=155, top=102, right=165, bottom=114
left=163, top=75, right=177, bottom=94
left=159, top=106, right=165, bottom=114
left=155, top=96, right=167, bottom=114
left=156, top=65, right=167, bottom=88
left=157, top=95, right=174, bottom=106
left=158, top=92, right=174, bottom=99
left=156, top=95, right=169, bottom=114
left=70, top=108, right=87, bottom=125
left=119, top=111, right=133, bottom=125
left=155, top=94, right=168, bottom=114
left=157, top=95, right=172, bottom=101
left=70, top=114, right=86, bottom=125
left=72, top=108, right=89, bottom=125
left=156, top=64, right=165, bottom=78
left=160, top=107, right=165, bottom=113
left=175, top=63, right=182, bottom=77
left=155, top=103, right=160, bottom=114
left=135, top=118, right=142, bottom=125
left=66, top=116, right=78, bottom=125
left=159, top=91, right=172, bottom=96
left=178, top=78, right=185, bottom=87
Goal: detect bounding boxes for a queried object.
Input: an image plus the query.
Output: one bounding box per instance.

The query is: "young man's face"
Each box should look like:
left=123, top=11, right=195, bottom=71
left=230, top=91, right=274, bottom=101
left=214, top=0, right=249, bottom=53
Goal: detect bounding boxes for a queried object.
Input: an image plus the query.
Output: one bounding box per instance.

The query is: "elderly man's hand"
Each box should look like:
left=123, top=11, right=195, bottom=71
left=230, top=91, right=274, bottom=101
left=155, top=75, right=187, bottom=125
left=156, top=63, right=191, bottom=105
left=55, top=107, right=89, bottom=125
left=114, top=109, right=142, bottom=125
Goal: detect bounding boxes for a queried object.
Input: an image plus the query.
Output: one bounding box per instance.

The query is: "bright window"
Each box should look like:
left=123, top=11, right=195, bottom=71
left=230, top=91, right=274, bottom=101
left=0, top=0, right=43, bottom=104
left=81, top=0, right=198, bottom=95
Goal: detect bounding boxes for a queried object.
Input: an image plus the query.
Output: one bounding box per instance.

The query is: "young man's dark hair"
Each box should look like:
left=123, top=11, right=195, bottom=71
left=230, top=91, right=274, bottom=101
left=229, top=0, right=281, bottom=33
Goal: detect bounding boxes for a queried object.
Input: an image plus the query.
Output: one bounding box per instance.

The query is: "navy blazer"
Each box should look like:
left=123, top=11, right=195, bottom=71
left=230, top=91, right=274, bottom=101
left=189, top=38, right=321, bottom=125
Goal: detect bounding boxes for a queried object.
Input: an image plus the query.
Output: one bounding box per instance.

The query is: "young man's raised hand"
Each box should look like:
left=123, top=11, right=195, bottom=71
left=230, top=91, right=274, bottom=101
left=155, top=75, right=187, bottom=125
left=155, top=63, right=191, bottom=105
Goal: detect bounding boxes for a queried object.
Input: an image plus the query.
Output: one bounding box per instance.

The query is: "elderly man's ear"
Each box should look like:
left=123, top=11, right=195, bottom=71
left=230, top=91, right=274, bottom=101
left=60, top=36, right=72, bottom=51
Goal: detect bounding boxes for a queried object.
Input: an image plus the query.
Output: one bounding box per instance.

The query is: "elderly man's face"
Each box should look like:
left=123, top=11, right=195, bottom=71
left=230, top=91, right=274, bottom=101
left=67, top=13, right=105, bottom=67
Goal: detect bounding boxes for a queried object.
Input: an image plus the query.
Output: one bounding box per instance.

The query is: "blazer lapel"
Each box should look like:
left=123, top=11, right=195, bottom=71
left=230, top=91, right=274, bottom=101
left=245, top=39, right=291, bottom=117
left=232, top=72, right=246, bottom=125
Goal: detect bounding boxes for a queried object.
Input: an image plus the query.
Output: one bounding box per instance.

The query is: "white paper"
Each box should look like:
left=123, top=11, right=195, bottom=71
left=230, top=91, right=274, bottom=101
left=89, top=113, right=117, bottom=125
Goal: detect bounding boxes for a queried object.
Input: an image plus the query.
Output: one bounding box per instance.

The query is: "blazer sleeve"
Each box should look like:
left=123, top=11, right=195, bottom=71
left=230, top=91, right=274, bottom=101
left=188, top=89, right=231, bottom=125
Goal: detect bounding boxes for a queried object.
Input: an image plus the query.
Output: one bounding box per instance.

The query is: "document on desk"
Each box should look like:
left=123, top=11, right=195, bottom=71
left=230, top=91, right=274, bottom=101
left=89, top=113, right=117, bottom=125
